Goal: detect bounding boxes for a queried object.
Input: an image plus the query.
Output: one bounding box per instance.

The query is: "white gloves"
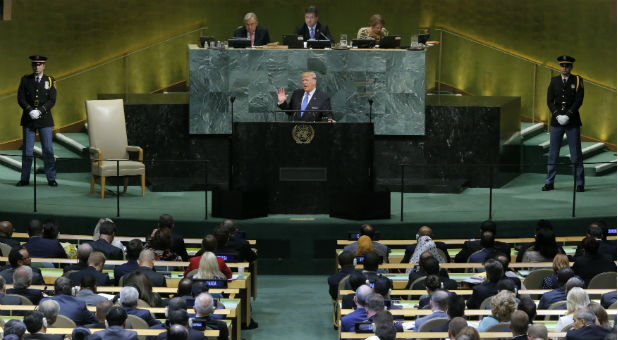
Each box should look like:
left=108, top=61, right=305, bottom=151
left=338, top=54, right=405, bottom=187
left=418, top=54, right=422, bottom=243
left=28, top=109, right=42, bottom=120
left=556, top=115, right=569, bottom=126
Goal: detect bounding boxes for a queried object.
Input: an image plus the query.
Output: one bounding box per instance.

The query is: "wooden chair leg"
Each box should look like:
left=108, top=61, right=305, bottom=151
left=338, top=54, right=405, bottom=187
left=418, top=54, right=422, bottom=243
left=141, top=174, right=145, bottom=196
left=123, top=177, right=128, bottom=192
left=90, top=175, right=95, bottom=194
left=100, top=176, right=106, bottom=199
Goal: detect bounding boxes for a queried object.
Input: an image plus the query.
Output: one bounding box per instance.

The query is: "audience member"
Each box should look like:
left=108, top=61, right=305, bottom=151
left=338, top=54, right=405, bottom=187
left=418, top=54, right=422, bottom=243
left=408, top=236, right=447, bottom=270
left=6, top=266, right=43, bottom=304
left=71, top=327, right=91, bottom=340
left=527, top=324, right=548, bottom=340
left=340, top=285, right=372, bottom=332
left=85, top=300, right=113, bottom=329
left=23, top=219, right=67, bottom=259
left=406, top=255, right=457, bottom=290
left=128, top=249, right=167, bottom=287
left=466, top=258, right=503, bottom=309
left=123, top=271, right=161, bottom=307
left=0, top=276, right=21, bottom=305
left=343, top=224, right=389, bottom=260
left=90, top=306, right=138, bottom=340
left=214, top=221, right=257, bottom=263
left=167, top=324, right=189, bottom=340
left=3, top=319, right=27, bottom=339
left=541, top=254, right=575, bottom=289
left=566, top=308, right=611, bottom=340
left=587, top=302, right=611, bottom=329
left=341, top=270, right=367, bottom=309
left=572, top=236, right=616, bottom=286
left=69, top=251, right=112, bottom=286
left=538, top=267, right=574, bottom=309
left=515, top=219, right=554, bottom=262
left=418, top=275, right=443, bottom=309
left=38, top=300, right=60, bottom=327
left=74, top=274, right=108, bottom=306
left=517, top=296, right=537, bottom=323
left=415, top=289, right=449, bottom=331
left=365, top=293, right=387, bottom=324
left=93, top=218, right=124, bottom=251
left=521, top=228, right=564, bottom=262
left=491, top=252, right=522, bottom=290
left=355, top=235, right=376, bottom=257
left=468, top=231, right=497, bottom=263
left=184, top=235, right=232, bottom=279
left=23, top=310, right=63, bottom=340
left=447, top=317, right=468, bottom=340
left=457, top=326, right=481, bottom=340
left=574, top=221, right=617, bottom=260
left=91, top=220, right=123, bottom=260
left=147, top=227, right=180, bottom=261
left=114, top=239, right=143, bottom=285
left=372, top=276, right=394, bottom=302
left=556, top=287, right=590, bottom=331
left=157, top=214, right=189, bottom=261
left=176, top=278, right=194, bottom=305
left=478, top=290, right=517, bottom=332
left=191, top=293, right=229, bottom=340
left=402, top=226, right=451, bottom=263
left=1, top=246, right=45, bottom=285
left=0, top=221, right=20, bottom=249
left=432, top=294, right=465, bottom=331
left=42, top=277, right=97, bottom=326
left=328, top=251, right=355, bottom=300
left=454, top=221, right=510, bottom=263
left=119, top=286, right=161, bottom=327
left=369, top=310, right=396, bottom=340
left=361, top=251, right=381, bottom=284
left=154, top=309, right=204, bottom=340
left=191, top=251, right=226, bottom=281
left=600, top=291, right=616, bottom=309
left=63, top=243, right=92, bottom=273
left=510, top=310, right=529, bottom=340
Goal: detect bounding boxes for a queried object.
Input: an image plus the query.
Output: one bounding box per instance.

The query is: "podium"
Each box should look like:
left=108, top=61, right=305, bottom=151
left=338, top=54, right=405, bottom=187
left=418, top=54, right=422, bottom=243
left=218, top=122, right=387, bottom=215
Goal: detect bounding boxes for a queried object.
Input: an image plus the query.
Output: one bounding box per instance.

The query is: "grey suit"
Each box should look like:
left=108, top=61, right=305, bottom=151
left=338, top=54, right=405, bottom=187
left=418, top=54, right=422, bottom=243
left=75, top=288, right=108, bottom=306
left=91, top=326, right=138, bottom=340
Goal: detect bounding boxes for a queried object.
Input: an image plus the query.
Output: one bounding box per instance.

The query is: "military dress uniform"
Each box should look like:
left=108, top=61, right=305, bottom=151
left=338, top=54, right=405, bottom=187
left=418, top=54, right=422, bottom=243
left=543, top=55, right=584, bottom=191
left=17, top=55, right=57, bottom=186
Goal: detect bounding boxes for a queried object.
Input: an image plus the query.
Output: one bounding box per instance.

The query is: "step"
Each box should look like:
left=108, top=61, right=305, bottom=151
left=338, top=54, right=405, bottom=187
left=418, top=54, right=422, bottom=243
left=559, top=142, right=604, bottom=159
left=0, top=151, right=22, bottom=171
left=520, top=122, right=545, bottom=140
left=55, top=132, right=88, bottom=154
left=583, top=151, right=618, bottom=176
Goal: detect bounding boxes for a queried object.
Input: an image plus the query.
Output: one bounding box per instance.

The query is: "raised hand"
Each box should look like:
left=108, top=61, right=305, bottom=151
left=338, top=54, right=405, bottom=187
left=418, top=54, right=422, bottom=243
left=277, top=88, right=288, bottom=104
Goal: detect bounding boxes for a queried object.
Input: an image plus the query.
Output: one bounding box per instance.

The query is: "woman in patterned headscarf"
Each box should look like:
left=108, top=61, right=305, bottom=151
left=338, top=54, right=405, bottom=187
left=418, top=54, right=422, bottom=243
left=410, top=236, right=446, bottom=264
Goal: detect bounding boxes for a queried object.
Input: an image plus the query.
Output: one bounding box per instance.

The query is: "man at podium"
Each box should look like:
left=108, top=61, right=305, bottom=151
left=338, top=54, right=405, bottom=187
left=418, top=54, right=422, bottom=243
left=277, top=71, right=335, bottom=122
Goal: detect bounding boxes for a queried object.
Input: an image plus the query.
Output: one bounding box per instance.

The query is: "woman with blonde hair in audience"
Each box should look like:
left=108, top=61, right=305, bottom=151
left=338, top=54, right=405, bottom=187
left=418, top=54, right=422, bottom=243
left=555, top=287, right=590, bottom=331
left=541, top=253, right=570, bottom=289
left=456, top=326, right=480, bottom=340
left=192, top=251, right=226, bottom=280
left=123, top=271, right=162, bottom=307
left=477, top=290, right=517, bottom=331
left=588, top=302, right=610, bottom=329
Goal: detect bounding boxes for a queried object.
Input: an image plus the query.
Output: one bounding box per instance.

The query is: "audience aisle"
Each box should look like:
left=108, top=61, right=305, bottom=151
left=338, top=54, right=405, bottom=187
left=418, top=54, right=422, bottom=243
left=244, top=275, right=336, bottom=340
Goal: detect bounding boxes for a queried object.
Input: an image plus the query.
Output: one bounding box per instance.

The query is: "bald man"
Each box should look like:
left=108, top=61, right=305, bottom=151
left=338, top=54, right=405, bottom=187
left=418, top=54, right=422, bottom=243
left=0, top=221, right=20, bottom=249
left=527, top=324, right=548, bottom=340
left=125, top=249, right=166, bottom=287
left=402, top=225, right=451, bottom=263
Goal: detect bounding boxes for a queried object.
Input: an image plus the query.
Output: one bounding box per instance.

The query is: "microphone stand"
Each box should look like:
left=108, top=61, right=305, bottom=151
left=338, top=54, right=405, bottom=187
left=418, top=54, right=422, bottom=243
left=368, top=99, right=374, bottom=124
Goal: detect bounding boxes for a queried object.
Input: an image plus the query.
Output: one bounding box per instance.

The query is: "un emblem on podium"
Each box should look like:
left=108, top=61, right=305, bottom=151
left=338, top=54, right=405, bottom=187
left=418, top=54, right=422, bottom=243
left=292, top=124, right=315, bottom=144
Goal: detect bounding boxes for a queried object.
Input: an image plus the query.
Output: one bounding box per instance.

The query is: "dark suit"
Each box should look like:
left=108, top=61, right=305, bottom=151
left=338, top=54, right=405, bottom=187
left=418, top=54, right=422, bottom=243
left=402, top=241, right=451, bottom=263
left=153, top=328, right=207, bottom=340
left=171, top=233, right=189, bottom=261
left=6, top=287, right=43, bottom=304
left=90, top=238, right=123, bottom=260
left=220, top=237, right=257, bottom=262
left=466, top=281, right=498, bottom=309
left=24, top=333, right=64, bottom=340
left=91, top=326, right=138, bottom=340
left=233, top=25, right=270, bottom=46
left=24, top=236, right=67, bottom=259
left=0, top=237, right=20, bottom=250
left=295, top=22, right=332, bottom=41
left=114, top=260, right=139, bottom=285
left=123, top=306, right=162, bottom=327
left=327, top=266, right=354, bottom=300
left=63, top=261, right=88, bottom=273
left=601, top=291, right=616, bottom=308
left=43, top=295, right=98, bottom=326
left=574, top=239, right=617, bottom=261
left=191, top=316, right=229, bottom=340
left=538, top=287, right=566, bottom=309
left=565, top=324, right=610, bottom=340
left=341, top=293, right=355, bottom=309
left=68, top=266, right=112, bottom=286
left=572, top=253, right=617, bottom=286
left=131, top=266, right=167, bottom=287
left=454, top=240, right=511, bottom=263
left=0, top=266, right=45, bottom=285
left=406, top=272, right=458, bottom=291
left=0, top=292, right=22, bottom=305
left=278, top=89, right=333, bottom=122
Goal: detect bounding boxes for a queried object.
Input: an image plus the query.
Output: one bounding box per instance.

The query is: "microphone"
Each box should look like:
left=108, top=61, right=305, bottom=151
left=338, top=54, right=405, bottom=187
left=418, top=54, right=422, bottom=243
left=230, top=96, right=236, bottom=103
left=317, top=29, right=330, bottom=41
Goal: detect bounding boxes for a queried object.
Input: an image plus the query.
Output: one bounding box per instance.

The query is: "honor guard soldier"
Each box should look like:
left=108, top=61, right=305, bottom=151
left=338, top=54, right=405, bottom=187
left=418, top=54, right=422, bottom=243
left=542, top=55, right=585, bottom=192
left=16, top=55, right=58, bottom=187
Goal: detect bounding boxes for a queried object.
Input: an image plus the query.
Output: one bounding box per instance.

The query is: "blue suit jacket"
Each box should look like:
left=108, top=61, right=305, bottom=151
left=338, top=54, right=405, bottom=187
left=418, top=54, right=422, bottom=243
left=601, top=291, right=617, bottom=308
left=123, top=306, right=162, bottom=327
left=565, top=325, right=610, bottom=340
left=43, top=294, right=97, bottom=326
left=91, top=326, right=138, bottom=340
left=90, top=238, right=123, bottom=260
left=114, top=260, right=139, bottom=285
left=415, top=310, right=448, bottom=331
left=6, top=287, right=43, bottom=304
left=538, top=287, right=566, bottom=309
left=340, top=308, right=367, bottom=332
left=24, top=236, right=67, bottom=258
left=68, top=266, right=111, bottom=286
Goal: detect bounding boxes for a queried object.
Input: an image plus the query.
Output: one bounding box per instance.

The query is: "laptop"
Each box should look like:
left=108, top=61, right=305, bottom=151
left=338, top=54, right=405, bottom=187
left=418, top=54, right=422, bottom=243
left=351, top=39, right=376, bottom=48
left=379, top=35, right=401, bottom=49
left=283, top=34, right=304, bottom=49
left=228, top=38, right=251, bottom=49
left=307, top=40, right=331, bottom=49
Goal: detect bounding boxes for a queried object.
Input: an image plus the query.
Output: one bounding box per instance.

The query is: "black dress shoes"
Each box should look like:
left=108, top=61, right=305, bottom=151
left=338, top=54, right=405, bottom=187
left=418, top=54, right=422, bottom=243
left=576, top=185, right=585, bottom=192
left=541, top=184, right=554, bottom=191
left=48, top=180, right=58, bottom=187
left=15, top=180, right=29, bottom=187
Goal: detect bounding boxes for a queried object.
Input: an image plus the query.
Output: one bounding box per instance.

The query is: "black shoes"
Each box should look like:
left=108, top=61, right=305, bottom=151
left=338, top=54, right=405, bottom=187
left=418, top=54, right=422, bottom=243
left=48, top=180, right=58, bottom=187
left=576, top=185, right=585, bottom=192
left=15, top=180, right=29, bottom=187
left=541, top=184, right=554, bottom=191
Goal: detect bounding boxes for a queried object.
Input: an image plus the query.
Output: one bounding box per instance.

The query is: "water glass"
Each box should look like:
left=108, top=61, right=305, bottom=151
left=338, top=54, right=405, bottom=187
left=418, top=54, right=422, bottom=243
left=340, top=34, right=348, bottom=47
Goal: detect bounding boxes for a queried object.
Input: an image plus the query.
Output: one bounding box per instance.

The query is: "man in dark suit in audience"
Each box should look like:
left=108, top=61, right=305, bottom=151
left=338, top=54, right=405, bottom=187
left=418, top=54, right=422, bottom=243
left=341, top=269, right=367, bottom=309
left=468, top=231, right=497, bottom=263
left=566, top=308, right=610, bottom=340
left=446, top=317, right=468, bottom=339
left=277, top=71, right=335, bottom=122
left=510, top=310, right=529, bottom=340
left=69, top=251, right=112, bottom=286
left=0, top=246, right=45, bottom=285
left=295, top=5, right=332, bottom=41
left=454, top=220, right=511, bottom=263
left=600, top=291, right=616, bottom=308
left=156, top=214, right=189, bottom=261
left=74, top=274, right=108, bottom=307
left=6, top=265, right=43, bottom=304
left=90, top=220, right=123, bottom=260
left=114, top=239, right=142, bottom=285
left=119, top=286, right=161, bottom=327
left=491, top=252, right=522, bottom=290
left=23, top=310, right=64, bottom=340
left=233, top=12, right=270, bottom=47
left=432, top=294, right=465, bottom=332
left=572, top=236, right=617, bottom=286
left=538, top=268, right=574, bottom=309
left=63, top=243, right=92, bottom=273
left=573, top=222, right=617, bottom=261
left=0, top=221, right=20, bottom=249
left=191, top=293, right=229, bottom=340
left=415, top=290, right=449, bottom=331
left=85, top=300, right=113, bottom=329
left=405, top=255, right=457, bottom=290
left=123, top=249, right=166, bottom=287
left=402, top=225, right=451, bottom=263
left=42, top=277, right=97, bottom=326
left=152, top=309, right=206, bottom=340
left=340, top=285, right=372, bottom=332
left=90, top=306, right=138, bottom=340
left=466, top=259, right=503, bottom=309
left=23, top=219, right=67, bottom=259
left=38, top=299, right=60, bottom=327
left=0, top=276, right=22, bottom=305
left=214, top=221, right=257, bottom=263
left=328, top=251, right=355, bottom=300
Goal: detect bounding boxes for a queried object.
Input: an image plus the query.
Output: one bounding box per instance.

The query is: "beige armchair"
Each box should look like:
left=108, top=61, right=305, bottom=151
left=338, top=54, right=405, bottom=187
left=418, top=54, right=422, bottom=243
left=85, top=99, right=145, bottom=199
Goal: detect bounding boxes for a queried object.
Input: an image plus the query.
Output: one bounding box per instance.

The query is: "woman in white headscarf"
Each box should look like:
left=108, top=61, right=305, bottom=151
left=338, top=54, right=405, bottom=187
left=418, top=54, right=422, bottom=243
left=410, top=236, right=446, bottom=264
